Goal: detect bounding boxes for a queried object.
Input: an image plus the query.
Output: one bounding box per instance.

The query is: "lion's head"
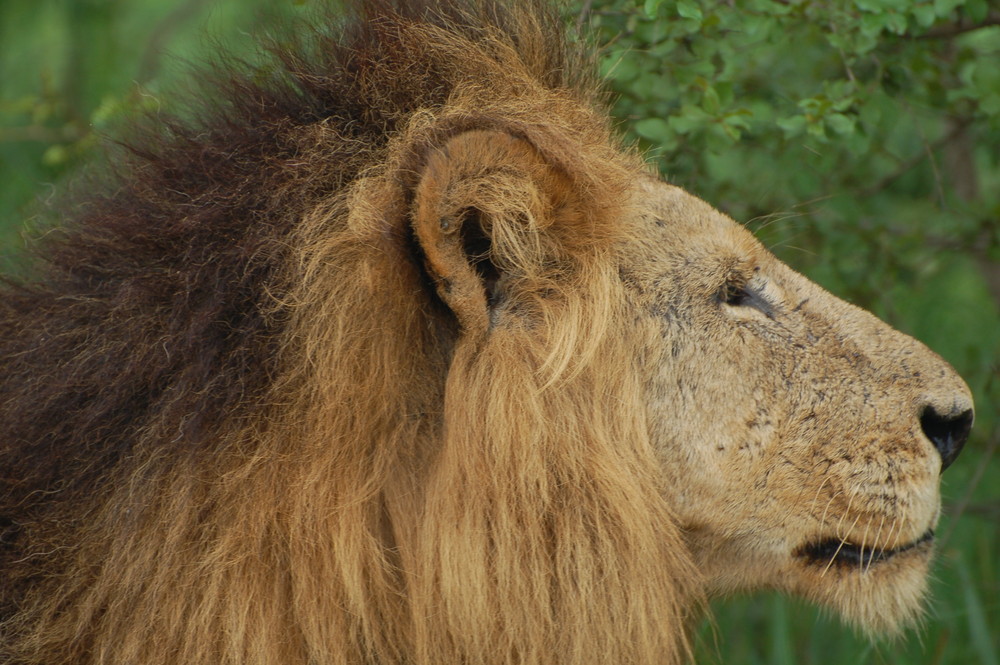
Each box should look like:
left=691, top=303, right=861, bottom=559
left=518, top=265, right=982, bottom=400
left=0, top=1, right=974, bottom=664
left=396, top=120, right=973, bottom=646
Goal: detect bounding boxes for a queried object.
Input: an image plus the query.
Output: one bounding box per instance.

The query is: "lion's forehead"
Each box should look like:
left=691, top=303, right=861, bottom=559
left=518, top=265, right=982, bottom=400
left=629, top=181, right=766, bottom=262
left=616, top=180, right=785, bottom=306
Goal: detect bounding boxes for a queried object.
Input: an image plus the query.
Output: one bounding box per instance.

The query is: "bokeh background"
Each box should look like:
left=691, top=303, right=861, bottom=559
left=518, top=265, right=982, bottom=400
left=0, top=1, right=997, bottom=663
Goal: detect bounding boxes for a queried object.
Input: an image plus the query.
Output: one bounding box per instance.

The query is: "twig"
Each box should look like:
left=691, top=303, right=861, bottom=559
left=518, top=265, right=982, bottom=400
left=911, top=103, right=947, bottom=208
left=827, top=21, right=856, bottom=84
left=858, top=121, right=966, bottom=198
left=959, top=501, right=1000, bottom=520
left=917, top=12, right=1000, bottom=40
left=0, top=126, right=85, bottom=143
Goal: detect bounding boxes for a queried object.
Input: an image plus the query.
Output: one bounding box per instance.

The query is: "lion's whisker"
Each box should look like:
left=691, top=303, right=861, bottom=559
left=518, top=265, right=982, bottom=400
left=810, top=476, right=833, bottom=519
left=859, top=518, right=876, bottom=574
left=866, top=515, right=886, bottom=574
left=822, top=512, right=863, bottom=577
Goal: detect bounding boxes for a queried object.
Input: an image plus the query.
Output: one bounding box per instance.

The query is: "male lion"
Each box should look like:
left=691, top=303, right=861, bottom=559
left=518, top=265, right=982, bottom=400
left=0, top=1, right=974, bottom=664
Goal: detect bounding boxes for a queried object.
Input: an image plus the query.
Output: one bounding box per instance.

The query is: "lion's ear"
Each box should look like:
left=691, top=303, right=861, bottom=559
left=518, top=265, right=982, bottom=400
left=410, top=129, right=569, bottom=335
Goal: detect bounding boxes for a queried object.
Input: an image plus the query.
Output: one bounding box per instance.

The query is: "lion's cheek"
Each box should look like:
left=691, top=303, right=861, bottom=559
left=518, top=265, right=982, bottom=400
left=680, top=524, right=792, bottom=595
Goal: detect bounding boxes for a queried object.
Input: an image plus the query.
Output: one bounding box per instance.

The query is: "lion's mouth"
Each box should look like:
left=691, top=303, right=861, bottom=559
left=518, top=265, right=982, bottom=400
left=796, top=530, right=934, bottom=568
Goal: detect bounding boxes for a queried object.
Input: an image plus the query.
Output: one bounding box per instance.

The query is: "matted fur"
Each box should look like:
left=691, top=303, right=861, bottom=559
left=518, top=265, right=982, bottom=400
left=0, top=1, right=974, bottom=664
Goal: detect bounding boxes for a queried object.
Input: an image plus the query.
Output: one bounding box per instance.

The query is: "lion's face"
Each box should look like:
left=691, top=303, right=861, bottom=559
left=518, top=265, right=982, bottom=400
left=621, top=178, right=974, bottom=633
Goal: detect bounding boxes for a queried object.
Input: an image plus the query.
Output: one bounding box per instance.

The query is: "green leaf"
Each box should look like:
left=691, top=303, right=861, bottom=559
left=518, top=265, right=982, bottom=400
left=634, top=117, right=672, bottom=142
left=966, top=0, right=989, bottom=23
left=825, top=113, right=856, bottom=135
left=912, top=4, right=936, bottom=27
left=601, top=50, right=639, bottom=82
left=669, top=105, right=711, bottom=134
left=724, top=112, right=751, bottom=130
left=806, top=120, right=827, bottom=139
left=776, top=115, right=807, bottom=137
left=90, top=94, right=124, bottom=128
left=721, top=113, right=750, bottom=140
left=934, top=0, right=964, bottom=15
left=741, top=13, right=774, bottom=37
left=643, top=0, right=665, bottom=19
left=676, top=0, right=703, bottom=21
left=853, top=31, right=879, bottom=54
left=980, top=91, right=1000, bottom=115
left=702, top=86, right=720, bottom=114
left=41, top=144, right=70, bottom=167
left=860, top=12, right=888, bottom=36
left=885, top=11, right=908, bottom=34
left=715, top=81, right=734, bottom=107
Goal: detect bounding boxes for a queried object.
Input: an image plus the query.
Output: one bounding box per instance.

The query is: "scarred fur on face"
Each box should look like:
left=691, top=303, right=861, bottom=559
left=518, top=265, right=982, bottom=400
left=0, top=1, right=973, bottom=664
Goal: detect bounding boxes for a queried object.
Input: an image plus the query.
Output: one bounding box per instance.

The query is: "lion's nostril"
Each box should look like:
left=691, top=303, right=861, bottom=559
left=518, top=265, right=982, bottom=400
left=919, top=406, right=973, bottom=472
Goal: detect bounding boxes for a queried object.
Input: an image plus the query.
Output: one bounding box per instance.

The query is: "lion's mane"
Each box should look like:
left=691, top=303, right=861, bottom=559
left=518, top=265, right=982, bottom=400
left=0, top=1, right=699, bottom=664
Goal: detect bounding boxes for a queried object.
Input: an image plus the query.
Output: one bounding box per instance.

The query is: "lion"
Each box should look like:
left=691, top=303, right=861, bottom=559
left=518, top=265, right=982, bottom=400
left=0, top=1, right=974, bottom=664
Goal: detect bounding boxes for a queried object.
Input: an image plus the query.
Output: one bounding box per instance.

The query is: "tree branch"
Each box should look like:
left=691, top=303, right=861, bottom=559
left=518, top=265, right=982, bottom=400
left=858, top=121, right=967, bottom=198
left=917, top=12, right=1000, bottom=40
left=0, top=126, right=85, bottom=143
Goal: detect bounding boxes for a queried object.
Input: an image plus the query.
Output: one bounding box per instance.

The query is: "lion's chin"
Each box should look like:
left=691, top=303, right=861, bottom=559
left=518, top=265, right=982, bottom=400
left=789, top=532, right=935, bottom=636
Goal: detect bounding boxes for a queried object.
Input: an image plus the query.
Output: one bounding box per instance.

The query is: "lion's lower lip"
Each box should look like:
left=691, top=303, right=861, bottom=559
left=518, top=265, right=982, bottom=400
left=796, top=529, right=934, bottom=568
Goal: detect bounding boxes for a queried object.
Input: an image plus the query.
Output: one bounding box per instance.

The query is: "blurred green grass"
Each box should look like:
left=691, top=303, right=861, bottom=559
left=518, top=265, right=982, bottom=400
left=0, top=1, right=997, bottom=663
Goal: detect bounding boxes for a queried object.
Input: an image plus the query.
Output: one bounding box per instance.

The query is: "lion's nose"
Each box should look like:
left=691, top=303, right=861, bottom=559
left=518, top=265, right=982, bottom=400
left=919, top=405, right=973, bottom=472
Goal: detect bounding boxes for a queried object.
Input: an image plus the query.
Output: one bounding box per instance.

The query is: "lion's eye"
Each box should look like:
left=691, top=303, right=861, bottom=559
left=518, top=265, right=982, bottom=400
left=717, top=276, right=776, bottom=318
left=719, top=281, right=751, bottom=307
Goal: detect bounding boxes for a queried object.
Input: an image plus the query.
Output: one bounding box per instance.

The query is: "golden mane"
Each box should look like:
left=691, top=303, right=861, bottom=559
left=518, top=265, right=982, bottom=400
left=0, top=2, right=700, bottom=663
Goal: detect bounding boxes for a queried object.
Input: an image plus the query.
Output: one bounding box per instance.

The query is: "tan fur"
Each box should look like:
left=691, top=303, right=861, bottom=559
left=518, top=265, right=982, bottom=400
left=0, top=2, right=974, bottom=663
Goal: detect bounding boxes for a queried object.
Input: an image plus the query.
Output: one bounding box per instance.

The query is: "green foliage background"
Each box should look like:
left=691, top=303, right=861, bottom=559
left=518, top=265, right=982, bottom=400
left=0, top=0, right=997, bottom=663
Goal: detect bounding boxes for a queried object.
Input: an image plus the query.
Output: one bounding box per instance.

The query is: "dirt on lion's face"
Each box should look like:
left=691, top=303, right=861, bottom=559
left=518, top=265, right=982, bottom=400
left=621, top=178, right=973, bottom=633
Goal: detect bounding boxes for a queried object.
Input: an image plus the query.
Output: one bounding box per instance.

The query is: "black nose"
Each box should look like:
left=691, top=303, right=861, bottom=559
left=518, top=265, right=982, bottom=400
left=920, top=406, right=973, bottom=472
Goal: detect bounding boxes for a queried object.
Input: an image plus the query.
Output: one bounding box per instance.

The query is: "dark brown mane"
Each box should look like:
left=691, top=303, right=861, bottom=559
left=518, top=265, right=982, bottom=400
left=0, top=0, right=590, bottom=627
